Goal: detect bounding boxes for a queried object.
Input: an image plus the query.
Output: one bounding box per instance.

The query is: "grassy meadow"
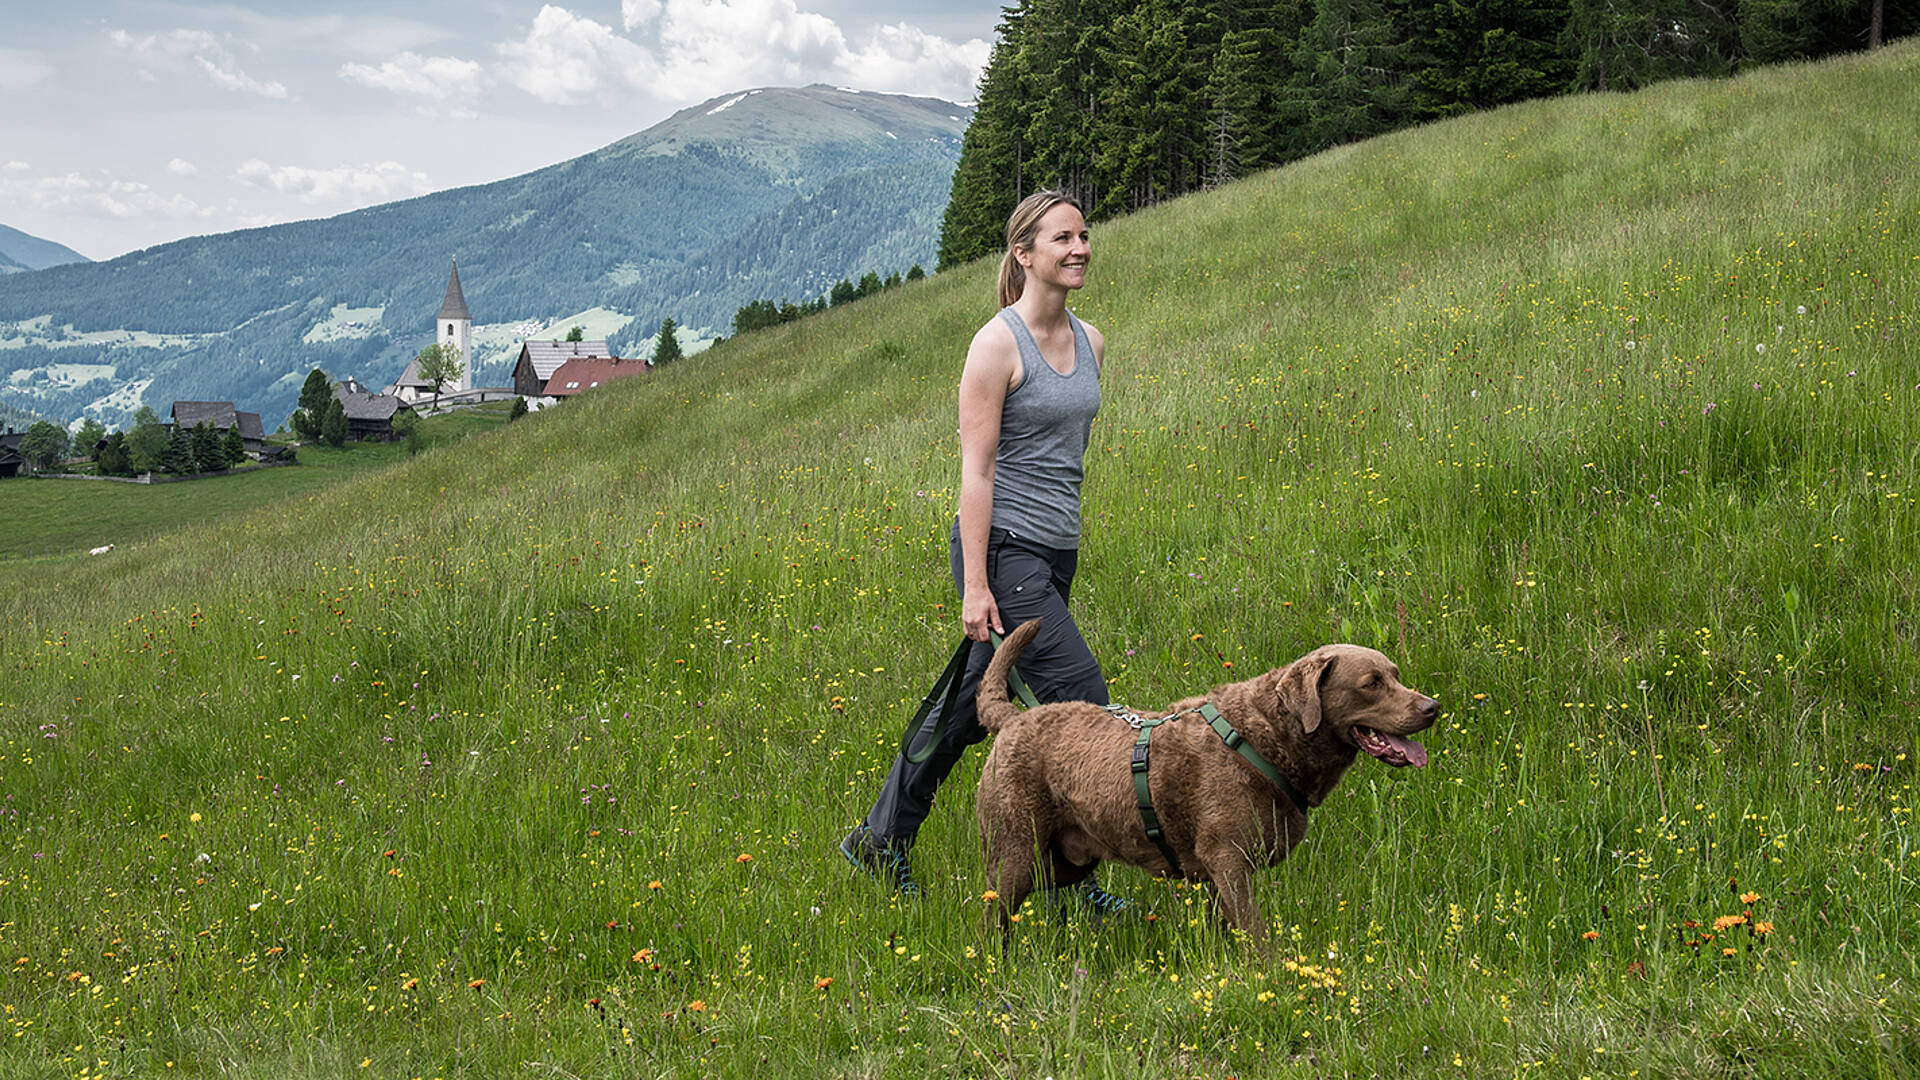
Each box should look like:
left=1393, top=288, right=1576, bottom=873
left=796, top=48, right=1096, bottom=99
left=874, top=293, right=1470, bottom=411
left=3, top=44, right=1918, bottom=1078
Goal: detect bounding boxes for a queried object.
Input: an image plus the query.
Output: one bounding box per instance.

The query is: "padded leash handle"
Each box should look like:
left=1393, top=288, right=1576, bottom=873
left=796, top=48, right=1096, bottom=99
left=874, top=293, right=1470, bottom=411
left=898, top=632, right=1040, bottom=765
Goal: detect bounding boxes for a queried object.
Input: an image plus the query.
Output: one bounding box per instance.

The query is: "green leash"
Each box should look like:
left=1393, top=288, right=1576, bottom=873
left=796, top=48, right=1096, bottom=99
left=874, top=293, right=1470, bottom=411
left=898, top=631, right=1039, bottom=765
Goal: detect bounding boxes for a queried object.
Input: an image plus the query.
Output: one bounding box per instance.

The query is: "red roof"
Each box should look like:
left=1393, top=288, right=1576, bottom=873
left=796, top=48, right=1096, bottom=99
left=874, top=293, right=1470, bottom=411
left=544, top=355, right=647, bottom=397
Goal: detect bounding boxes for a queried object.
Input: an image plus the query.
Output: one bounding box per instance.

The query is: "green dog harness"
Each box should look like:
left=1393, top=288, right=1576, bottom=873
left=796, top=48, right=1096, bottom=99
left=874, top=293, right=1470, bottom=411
left=1119, top=702, right=1309, bottom=880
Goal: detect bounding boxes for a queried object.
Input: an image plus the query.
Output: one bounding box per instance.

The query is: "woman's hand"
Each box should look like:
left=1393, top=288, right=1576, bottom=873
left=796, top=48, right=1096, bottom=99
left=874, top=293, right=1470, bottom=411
left=962, top=584, right=1002, bottom=642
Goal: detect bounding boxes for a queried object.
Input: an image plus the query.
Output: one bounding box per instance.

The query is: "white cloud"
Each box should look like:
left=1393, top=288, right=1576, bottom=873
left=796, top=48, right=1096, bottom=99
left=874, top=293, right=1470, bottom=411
left=498, top=2, right=988, bottom=108
left=833, top=22, right=991, bottom=102
left=0, top=168, right=212, bottom=223
left=234, top=159, right=434, bottom=206
left=654, top=0, right=846, bottom=91
left=107, top=26, right=288, bottom=100
left=193, top=55, right=289, bottom=99
left=166, top=158, right=199, bottom=177
left=340, top=51, right=487, bottom=114
left=621, top=0, right=664, bottom=31
left=496, top=6, right=659, bottom=105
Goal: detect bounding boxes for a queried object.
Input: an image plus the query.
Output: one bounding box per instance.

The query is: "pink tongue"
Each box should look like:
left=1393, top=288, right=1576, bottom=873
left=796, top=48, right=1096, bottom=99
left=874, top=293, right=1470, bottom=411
left=1372, top=732, right=1428, bottom=768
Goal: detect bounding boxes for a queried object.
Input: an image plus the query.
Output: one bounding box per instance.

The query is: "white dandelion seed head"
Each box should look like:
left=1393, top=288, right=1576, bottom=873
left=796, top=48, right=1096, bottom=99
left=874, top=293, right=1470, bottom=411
left=1755, top=343, right=1767, bottom=354
left=1797, top=305, right=1808, bottom=315
left=1625, top=340, right=1637, bottom=351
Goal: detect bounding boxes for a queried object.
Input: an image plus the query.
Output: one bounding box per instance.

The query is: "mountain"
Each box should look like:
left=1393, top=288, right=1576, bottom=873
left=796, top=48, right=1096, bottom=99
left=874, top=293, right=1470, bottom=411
left=0, top=86, right=969, bottom=431
left=0, top=224, right=90, bottom=274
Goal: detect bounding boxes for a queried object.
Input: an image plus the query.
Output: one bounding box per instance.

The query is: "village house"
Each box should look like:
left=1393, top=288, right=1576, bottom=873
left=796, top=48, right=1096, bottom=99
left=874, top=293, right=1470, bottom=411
left=512, top=339, right=624, bottom=397
left=542, top=354, right=650, bottom=400
left=168, top=401, right=267, bottom=457
left=0, top=429, right=24, bottom=478
left=334, top=378, right=411, bottom=441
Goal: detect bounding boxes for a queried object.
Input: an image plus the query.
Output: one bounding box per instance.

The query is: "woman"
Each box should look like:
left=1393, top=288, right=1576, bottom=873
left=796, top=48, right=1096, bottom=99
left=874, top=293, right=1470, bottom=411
left=841, top=190, right=1130, bottom=915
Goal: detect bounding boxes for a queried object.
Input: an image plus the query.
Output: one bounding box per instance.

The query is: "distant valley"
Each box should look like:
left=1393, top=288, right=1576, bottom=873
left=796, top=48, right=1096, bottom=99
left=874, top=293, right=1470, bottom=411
left=0, top=86, right=968, bottom=432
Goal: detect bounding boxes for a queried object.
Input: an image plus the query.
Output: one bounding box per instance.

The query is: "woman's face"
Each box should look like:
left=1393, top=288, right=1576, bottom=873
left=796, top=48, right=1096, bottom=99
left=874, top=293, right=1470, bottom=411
left=1018, top=203, right=1090, bottom=291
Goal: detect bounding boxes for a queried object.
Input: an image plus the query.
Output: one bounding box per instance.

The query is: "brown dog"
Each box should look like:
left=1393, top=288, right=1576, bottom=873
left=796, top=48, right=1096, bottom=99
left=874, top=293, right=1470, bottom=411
left=975, top=619, right=1438, bottom=937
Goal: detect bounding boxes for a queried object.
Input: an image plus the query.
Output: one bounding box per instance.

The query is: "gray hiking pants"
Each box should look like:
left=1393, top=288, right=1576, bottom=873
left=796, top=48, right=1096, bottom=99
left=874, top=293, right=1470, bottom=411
left=859, top=527, right=1107, bottom=849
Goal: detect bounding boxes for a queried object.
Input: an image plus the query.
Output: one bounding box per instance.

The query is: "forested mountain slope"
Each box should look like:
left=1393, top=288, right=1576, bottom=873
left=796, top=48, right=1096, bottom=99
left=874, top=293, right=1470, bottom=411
left=0, top=86, right=966, bottom=430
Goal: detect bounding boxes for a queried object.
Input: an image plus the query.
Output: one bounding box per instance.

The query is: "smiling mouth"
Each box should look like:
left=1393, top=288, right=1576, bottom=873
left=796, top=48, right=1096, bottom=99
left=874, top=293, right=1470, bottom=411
left=1354, top=726, right=1428, bottom=768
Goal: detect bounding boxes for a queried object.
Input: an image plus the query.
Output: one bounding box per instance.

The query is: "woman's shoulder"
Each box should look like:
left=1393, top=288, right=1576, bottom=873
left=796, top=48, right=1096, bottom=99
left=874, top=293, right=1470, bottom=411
left=1069, top=311, right=1106, bottom=360
left=969, top=310, right=1019, bottom=354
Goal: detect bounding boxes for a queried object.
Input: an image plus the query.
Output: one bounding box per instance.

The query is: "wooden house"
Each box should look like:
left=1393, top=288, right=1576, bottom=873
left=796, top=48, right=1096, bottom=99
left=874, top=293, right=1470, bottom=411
left=512, top=340, right=615, bottom=397
left=168, top=401, right=266, bottom=457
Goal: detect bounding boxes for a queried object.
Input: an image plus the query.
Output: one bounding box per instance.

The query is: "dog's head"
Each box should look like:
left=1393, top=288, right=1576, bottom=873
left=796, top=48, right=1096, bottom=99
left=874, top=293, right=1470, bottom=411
left=1274, top=645, right=1437, bottom=767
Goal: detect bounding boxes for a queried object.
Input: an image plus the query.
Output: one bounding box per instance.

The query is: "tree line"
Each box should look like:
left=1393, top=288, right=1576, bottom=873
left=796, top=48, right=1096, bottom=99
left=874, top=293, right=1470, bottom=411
left=23, top=409, right=254, bottom=478
left=938, top=0, right=1913, bottom=266
left=732, top=265, right=926, bottom=335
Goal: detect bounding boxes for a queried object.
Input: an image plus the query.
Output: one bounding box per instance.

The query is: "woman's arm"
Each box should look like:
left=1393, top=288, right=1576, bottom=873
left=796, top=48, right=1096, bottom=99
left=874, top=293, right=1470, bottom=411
left=956, top=319, right=1020, bottom=641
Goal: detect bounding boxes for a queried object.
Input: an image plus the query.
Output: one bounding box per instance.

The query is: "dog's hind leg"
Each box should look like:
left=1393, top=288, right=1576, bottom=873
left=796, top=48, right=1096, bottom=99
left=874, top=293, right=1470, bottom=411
left=980, top=813, right=1042, bottom=937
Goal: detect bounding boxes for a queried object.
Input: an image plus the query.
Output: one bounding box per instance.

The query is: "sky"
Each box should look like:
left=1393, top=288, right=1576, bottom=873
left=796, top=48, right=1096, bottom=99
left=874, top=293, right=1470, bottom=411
left=0, top=1, right=1001, bottom=262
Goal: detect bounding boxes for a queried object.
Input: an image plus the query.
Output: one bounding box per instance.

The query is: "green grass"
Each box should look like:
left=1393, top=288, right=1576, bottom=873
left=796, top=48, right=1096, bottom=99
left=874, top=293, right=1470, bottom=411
left=3, top=46, right=1918, bottom=1078
left=0, top=405, right=515, bottom=561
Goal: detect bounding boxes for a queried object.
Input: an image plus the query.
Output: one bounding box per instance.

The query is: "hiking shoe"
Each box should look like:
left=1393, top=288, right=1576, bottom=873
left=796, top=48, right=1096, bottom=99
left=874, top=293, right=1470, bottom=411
left=839, top=825, right=922, bottom=898
left=1052, top=876, right=1137, bottom=920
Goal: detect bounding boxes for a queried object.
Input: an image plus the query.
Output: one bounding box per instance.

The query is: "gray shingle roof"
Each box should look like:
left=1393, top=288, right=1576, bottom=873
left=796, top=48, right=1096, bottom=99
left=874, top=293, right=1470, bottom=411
left=437, top=259, right=471, bottom=321
left=518, top=340, right=613, bottom=383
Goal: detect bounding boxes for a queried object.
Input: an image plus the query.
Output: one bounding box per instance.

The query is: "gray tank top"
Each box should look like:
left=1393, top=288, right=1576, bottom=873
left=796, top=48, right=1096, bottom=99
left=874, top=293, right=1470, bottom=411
left=984, top=306, right=1100, bottom=549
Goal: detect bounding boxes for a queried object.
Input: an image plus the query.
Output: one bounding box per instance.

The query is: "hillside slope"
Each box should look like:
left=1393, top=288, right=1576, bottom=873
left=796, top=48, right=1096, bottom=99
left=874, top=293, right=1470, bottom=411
left=0, top=223, right=91, bottom=273
left=1, top=43, right=1915, bottom=1079
left=0, top=86, right=966, bottom=430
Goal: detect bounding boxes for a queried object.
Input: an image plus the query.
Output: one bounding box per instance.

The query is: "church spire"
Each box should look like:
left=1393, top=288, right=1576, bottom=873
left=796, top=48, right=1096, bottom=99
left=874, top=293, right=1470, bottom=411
left=437, top=258, right=471, bottom=321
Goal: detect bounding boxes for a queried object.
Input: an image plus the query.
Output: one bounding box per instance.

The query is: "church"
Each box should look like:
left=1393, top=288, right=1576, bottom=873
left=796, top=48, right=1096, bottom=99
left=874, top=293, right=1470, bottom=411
left=389, top=259, right=473, bottom=405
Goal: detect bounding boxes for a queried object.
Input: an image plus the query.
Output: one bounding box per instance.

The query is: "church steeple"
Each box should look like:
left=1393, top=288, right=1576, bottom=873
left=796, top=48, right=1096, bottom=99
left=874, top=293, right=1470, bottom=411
left=438, top=258, right=471, bottom=321
left=435, top=258, right=473, bottom=394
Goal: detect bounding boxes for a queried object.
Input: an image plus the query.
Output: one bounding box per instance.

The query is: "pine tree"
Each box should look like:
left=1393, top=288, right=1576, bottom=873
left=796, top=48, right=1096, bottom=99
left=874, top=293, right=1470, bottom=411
left=651, top=318, right=684, bottom=366
left=162, top=427, right=197, bottom=474
left=938, top=27, right=1028, bottom=269
left=293, top=369, right=332, bottom=441
left=222, top=425, right=247, bottom=467
left=320, top=396, right=349, bottom=447
left=98, top=432, right=131, bottom=477
left=190, top=421, right=223, bottom=472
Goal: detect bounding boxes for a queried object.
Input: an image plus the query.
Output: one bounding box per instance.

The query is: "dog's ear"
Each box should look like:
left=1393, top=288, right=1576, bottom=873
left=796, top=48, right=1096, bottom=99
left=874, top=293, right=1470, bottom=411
left=1279, top=652, right=1336, bottom=734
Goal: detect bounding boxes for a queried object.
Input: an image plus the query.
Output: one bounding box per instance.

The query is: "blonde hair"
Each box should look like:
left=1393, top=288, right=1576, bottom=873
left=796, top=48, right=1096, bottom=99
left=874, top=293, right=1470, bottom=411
left=997, top=189, right=1084, bottom=309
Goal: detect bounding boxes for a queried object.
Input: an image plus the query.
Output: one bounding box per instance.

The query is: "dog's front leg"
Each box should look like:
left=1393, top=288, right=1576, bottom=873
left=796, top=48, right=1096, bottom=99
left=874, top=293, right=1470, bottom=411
left=1197, top=846, right=1266, bottom=939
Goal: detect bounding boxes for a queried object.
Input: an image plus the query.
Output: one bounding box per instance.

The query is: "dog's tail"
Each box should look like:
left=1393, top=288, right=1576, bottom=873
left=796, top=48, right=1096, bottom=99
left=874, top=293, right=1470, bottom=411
left=976, top=618, right=1042, bottom=733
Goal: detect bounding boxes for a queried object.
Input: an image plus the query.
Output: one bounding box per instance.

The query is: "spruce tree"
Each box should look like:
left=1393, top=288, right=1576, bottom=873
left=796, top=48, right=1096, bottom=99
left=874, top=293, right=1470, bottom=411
left=222, top=425, right=248, bottom=467
left=98, top=432, right=131, bottom=477
left=293, top=369, right=332, bottom=441
left=162, top=427, right=197, bottom=474
left=190, top=421, right=223, bottom=472
left=651, top=318, right=683, bottom=366
left=320, top=396, right=349, bottom=447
